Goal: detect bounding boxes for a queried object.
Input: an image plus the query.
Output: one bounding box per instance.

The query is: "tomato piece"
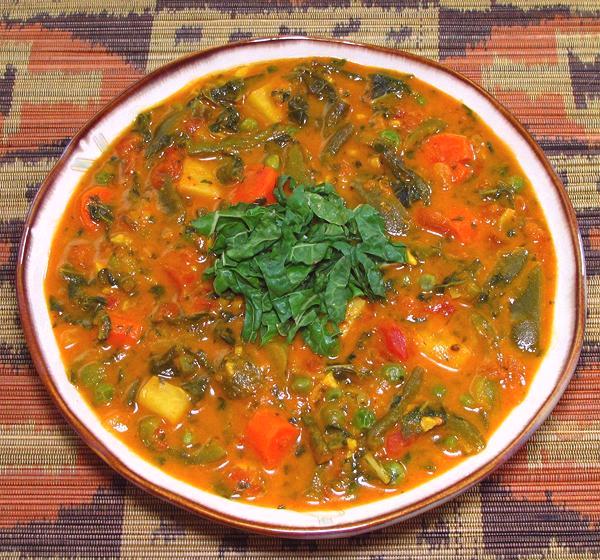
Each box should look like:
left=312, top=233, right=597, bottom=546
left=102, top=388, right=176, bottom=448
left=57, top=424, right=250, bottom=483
left=229, top=165, right=278, bottom=204
left=106, top=311, right=143, bottom=348
left=245, top=408, right=300, bottom=468
left=380, top=321, right=409, bottom=361
left=67, top=244, right=94, bottom=270
left=385, top=430, right=412, bottom=458
left=415, top=207, right=477, bottom=244
left=161, top=249, right=200, bottom=291
left=421, top=133, right=474, bottom=184
left=150, top=146, right=183, bottom=189
left=155, top=302, right=180, bottom=321
left=79, top=187, right=114, bottom=232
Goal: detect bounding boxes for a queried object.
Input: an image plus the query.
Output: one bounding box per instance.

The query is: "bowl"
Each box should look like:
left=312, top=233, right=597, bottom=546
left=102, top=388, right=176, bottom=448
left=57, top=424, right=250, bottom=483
left=16, top=37, right=585, bottom=538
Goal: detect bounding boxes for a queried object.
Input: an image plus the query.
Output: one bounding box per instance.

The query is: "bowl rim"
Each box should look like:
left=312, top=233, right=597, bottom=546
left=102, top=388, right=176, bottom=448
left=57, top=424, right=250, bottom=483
left=16, top=35, right=586, bottom=538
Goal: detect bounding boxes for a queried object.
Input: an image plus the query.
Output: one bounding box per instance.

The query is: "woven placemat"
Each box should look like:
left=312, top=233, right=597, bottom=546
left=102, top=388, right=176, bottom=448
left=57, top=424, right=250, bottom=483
left=1, top=2, right=599, bottom=557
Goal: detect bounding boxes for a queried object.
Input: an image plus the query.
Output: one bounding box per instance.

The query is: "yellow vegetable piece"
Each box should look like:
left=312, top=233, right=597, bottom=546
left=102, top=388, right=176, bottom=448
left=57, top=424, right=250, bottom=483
left=322, top=372, right=339, bottom=389
left=109, top=233, right=132, bottom=246
left=246, top=85, right=284, bottom=124
left=417, top=332, right=472, bottom=372
left=137, top=376, right=191, bottom=424
left=340, top=297, right=366, bottom=335
left=346, top=438, right=358, bottom=451
left=406, top=249, right=418, bottom=266
left=420, top=416, right=443, bottom=432
left=178, top=158, right=221, bottom=198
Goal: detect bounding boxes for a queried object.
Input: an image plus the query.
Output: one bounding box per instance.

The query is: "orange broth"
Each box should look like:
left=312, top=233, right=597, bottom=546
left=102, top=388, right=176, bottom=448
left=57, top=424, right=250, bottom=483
left=45, top=58, right=555, bottom=509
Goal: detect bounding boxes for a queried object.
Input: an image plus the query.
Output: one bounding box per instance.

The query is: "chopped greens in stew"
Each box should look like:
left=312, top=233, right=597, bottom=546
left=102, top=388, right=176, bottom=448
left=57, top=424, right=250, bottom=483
left=45, top=58, right=555, bottom=509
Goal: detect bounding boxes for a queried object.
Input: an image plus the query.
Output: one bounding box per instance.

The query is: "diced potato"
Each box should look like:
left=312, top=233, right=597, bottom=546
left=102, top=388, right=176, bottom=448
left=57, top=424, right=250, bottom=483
left=109, top=233, right=132, bottom=246
left=417, top=332, right=472, bottom=372
left=137, top=376, right=190, bottom=424
left=178, top=158, right=221, bottom=198
left=246, top=85, right=284, bottom=124
left=340, top=297, right=366, bottom=335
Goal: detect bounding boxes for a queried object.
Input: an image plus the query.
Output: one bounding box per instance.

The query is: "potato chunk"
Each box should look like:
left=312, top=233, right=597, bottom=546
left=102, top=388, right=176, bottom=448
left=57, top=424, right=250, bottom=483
left=417, top=332, right=472, bottom=372
left=178, top=158, right=221, bottom=198
left=246, top=85, right=284, bottom=124
left=137, top=376, right=191, bottom=424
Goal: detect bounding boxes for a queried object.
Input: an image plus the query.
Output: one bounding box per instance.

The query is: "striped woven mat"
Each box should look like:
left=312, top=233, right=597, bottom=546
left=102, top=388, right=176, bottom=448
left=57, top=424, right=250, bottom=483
left=1, top=1, right=599, bottom=558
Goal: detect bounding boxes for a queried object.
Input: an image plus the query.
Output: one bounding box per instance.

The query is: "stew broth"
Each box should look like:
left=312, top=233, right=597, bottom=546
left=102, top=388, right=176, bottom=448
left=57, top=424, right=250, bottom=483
left=45, top=58, right=555, bottom=509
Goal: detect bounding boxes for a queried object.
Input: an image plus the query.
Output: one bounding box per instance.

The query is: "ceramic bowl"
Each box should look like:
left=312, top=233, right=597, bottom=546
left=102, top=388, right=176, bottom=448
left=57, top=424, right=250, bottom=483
left=17, top=37, right=585, bottom=538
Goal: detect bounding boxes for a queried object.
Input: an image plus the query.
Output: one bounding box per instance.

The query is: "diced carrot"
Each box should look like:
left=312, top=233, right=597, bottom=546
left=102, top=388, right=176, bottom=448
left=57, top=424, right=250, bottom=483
left=106, top=311, right=143, bottom=347
left=421, top=133, right=474, bottom=184
left=245, top=408, right=300, bottom=469
left=105, top=294, right=120, bottom=310
left=79, top=187, right=114, bottom=232
left=150, top=146, right=183, bottom=189
left=380, top=321, right=410, bottom=361
left=415, top=207, right=478, bottom=244
left=229, top=165, right=278, bottom=204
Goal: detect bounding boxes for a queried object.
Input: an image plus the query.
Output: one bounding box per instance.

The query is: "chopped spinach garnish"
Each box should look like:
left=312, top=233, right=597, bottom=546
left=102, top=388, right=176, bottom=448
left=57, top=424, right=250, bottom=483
left=191, top=176, right=408, bottom=356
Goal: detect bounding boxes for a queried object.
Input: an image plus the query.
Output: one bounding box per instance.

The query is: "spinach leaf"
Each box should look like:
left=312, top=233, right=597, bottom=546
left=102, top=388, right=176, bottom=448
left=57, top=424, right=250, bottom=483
left=209, top=106, right=241, bottom=133
left=369, top=73, right=411, bottom=100
left=288, top=94, right=309, bottom=126
left=376, top=143, right=431, bottom=208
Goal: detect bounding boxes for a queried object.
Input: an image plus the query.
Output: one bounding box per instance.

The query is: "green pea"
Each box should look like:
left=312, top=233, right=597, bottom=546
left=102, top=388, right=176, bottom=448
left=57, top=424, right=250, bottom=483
left=414, top=93, right=427, bottom=106
left=139, top=416, right=162, bottom=449
left=264, top=153, right=280, bottom=169
left=93, top=382, right=114, bottom=405
left=78, top=362, right=106, bottom=389
left=182, top=430, right=194, bottom=446
left=385, top=460, right=406, bottom=485
left=419, top=273, right=437, bottom=292
left=379, top=363, right=407, bottom=383
left=239, top=117, right=258, bottom=131
left=291, top=375, right=313, bottom=395
left=353, top=407, right=376, bottom=430
left=432, top=383, right=447, bottom=399
left=325, top=387, right=342, bottom=401
left=378, top=129, right=401, bottom=147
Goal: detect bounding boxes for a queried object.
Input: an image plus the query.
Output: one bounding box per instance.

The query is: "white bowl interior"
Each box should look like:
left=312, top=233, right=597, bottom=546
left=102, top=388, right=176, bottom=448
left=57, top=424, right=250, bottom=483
left=23, top=39, right=579, bottom=531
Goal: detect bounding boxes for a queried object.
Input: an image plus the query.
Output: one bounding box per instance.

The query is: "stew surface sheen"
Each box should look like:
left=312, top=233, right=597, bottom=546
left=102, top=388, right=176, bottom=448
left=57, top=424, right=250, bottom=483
left=45, top=58, right=556, bottom=510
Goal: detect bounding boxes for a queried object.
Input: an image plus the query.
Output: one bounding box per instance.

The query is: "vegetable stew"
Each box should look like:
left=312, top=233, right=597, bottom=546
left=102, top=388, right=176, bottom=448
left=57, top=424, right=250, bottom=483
left=45, top=58, right=556, bottom=509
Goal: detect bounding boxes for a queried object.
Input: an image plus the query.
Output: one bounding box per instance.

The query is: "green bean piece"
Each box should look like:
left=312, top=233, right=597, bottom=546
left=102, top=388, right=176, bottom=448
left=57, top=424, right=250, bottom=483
left=93, top=382, right=114, bottom=405
left=321, top=123, right=354, bottom=161
left=320, top=404, right=345, bottom=429
left=445, top=414, right=486, bottom=454
left=302, top=414, right=332, bottom=464
left=78, top=362, right=106, bottom=388
left=284, top=143, right=313, bottom=185
left=485, top=247, right=528, bottom=289
left=187, top=124, right=295, bottom=155
left=510, top=264, right=542, bottom=353
left=385, top=460, right=406, bottom=485
left=367, top=366, right=424, bottom=449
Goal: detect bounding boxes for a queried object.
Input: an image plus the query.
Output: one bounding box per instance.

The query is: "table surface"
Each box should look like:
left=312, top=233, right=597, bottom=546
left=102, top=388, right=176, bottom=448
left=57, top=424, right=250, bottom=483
left=1, top=1, right=599, bottom=558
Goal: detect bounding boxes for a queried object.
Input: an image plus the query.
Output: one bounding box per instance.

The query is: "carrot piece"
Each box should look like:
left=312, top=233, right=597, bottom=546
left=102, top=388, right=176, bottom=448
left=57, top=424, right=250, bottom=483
left=229, top=165, right=278, bottom=204
left=245, top=408, right=300, bottom=468
left=79, top=187, right=114, bottom=232
left=106, top=311, right=143, bottom=348
left=421, top=133, right=474, bottom=184
left=380, top=321, right=410, bottom=361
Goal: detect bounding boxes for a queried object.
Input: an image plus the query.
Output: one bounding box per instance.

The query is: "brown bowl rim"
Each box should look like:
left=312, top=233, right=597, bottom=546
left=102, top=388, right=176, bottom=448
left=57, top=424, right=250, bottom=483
left=16, top=36, right=586, bottom=538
